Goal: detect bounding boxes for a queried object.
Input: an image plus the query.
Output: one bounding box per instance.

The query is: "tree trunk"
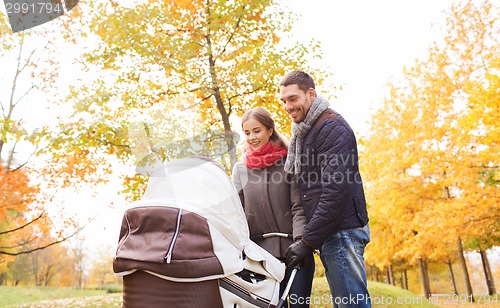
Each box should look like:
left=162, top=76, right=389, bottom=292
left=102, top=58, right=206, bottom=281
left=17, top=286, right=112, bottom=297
left=403, top=269, right=409, bottom=290
left=0, top=140, right=4, bottom=165
left=418, top=258, right=431, bottom=299
left=44, top=264, right=53, bottom=287
left=206, top=34, right=238, bottom=169
left=447, top=260, right=458, bottom=295
left=479, top=249, right=497, bottom=295
left=31, top=252, right=40, bottom=286
left=73, top=241, right=85, bottom=289
left=388, top=265, right=395, bottom=286
left=424, top=260, right=432, bottom=296
left=457, top=236, right=474, bottom=302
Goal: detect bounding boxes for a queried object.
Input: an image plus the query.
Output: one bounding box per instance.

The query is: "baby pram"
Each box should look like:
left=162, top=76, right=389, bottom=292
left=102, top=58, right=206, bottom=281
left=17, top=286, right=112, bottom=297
left=113, top=157, right=285, bottom=307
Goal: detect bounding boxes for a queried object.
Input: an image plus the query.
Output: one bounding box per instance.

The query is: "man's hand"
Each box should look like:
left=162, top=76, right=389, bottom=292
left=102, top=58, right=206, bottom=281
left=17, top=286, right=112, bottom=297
left=285, top=239, right=313, bottom=268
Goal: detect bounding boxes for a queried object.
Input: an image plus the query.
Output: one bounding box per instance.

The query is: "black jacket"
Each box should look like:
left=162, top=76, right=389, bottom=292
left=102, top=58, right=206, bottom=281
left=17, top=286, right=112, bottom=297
left=299, top=109, right=369, bottom=248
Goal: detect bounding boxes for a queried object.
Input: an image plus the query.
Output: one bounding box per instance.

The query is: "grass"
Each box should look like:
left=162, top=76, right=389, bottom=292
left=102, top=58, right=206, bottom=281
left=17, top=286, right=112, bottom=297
left=367, top=281, right=438, bottom=308
left=0, top=279, right=430, bottom=308
left=1, top=280, right=498, bottom=307
left=0, top=287, right=108, bottom=307
left=308, top=278, right=438, bottom=308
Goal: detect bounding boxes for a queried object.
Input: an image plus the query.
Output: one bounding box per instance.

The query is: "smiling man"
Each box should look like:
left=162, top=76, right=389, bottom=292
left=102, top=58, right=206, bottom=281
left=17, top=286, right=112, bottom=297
left=279, top=70, right=371, bottom=308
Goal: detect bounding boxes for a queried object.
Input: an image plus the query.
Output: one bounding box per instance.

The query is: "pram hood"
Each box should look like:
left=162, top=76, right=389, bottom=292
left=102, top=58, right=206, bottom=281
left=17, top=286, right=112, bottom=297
left=139, top=157, right=249, bottom=251
left=114, top=157, right=284, bottom=283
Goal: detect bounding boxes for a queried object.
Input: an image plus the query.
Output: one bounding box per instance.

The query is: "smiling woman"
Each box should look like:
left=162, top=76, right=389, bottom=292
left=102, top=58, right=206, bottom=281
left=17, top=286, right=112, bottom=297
left=242, top=117, right=274, bottom=151
left=232, top=107, right=316, bottom=308
left=242, top=108, right=282, bottom=150
left=240, top=107, right=289, bottom=168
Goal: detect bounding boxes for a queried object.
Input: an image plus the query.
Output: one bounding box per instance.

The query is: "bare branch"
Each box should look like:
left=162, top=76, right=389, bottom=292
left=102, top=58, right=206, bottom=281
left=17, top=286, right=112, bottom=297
left=226, top=86, right=267, bottom=117
left=0, top=216, right=95, bottom=256
left=0, top=232, right=72, bottom=256
left=458, top=214, right=500, bottom=227
left=182, top=94, right=213, bottom=110
left=13, top=83, right=37, bottom=106
left=95, top=138, right=130, bottom=149
left=219, top=7, right=245, bottom=57
left=0, top=209, right=46, bottom=235
left=5, top=141, right=17, bottom=170
left=0, top=235, right=39, bottom=249
left=10, top=146, right=37, bottom=173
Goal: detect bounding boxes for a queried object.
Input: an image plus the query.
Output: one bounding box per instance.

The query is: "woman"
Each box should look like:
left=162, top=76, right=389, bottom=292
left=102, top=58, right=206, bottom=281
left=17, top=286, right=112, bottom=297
left=232, top=107, right=314, bottom=308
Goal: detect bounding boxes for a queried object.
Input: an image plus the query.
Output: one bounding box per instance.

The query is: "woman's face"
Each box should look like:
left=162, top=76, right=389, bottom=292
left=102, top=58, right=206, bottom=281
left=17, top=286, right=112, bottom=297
left=242, top=117, right=273, bottom=150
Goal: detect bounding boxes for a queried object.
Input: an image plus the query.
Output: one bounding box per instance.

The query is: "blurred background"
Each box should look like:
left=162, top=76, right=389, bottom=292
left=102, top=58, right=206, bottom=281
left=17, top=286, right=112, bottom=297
left=0, top=0, right=498, bottom=306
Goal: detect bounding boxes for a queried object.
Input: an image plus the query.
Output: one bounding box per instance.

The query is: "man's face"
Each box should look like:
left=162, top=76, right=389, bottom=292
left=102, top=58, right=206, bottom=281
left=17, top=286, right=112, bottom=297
left=279, top=84, right=315, bottom=123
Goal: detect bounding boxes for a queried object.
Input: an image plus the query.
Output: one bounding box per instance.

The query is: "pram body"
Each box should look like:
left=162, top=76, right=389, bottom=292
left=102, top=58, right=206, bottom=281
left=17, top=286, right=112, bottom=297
left=113, top=157, right=285, bottom=307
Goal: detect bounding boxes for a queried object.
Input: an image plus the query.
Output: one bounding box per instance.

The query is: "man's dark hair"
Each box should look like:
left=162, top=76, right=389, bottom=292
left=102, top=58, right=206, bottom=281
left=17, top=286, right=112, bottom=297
left=279, top=70, right=315, bottom=93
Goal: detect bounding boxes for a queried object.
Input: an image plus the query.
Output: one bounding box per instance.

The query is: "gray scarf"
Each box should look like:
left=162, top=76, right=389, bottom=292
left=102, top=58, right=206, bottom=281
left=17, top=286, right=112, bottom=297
left=284, top=96, right=330, bottom=175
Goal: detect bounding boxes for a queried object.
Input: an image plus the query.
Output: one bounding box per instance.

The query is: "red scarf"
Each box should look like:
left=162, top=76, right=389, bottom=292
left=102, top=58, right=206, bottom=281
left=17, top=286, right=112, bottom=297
left=243, top=141, right=288, bottom=169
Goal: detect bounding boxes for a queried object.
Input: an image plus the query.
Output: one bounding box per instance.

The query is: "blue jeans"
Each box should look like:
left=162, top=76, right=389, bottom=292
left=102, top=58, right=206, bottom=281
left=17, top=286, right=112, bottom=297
left=320, top=224, right=371, bottom=308
left=280, top=254, right=315, bottom=308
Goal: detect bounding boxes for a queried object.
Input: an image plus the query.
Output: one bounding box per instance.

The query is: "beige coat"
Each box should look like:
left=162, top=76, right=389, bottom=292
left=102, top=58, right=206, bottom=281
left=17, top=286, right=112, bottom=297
left=231, top=158, right=306, bottom=259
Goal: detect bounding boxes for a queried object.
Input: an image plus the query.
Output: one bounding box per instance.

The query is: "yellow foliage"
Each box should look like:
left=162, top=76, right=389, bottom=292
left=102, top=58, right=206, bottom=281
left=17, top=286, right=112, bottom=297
left=362, top=0, right=499, bottom=269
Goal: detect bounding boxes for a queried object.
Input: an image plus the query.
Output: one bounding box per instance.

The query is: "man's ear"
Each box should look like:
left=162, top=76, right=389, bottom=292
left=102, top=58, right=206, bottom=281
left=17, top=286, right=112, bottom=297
left=307, top=88, right=316, bottom=101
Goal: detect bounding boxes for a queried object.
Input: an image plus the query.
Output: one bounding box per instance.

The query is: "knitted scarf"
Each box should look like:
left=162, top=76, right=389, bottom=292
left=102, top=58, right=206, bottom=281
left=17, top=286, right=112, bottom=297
left=284, top=96, right=330, bottom=174
left=243, top=141, right=288, bottom=169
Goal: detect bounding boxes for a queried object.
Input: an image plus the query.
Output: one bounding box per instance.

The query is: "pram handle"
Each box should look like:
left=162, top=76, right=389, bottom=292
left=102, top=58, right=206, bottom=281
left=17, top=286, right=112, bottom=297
left=251, top=232, right=293, bottom=240
left=275, top=265, right=300, bottom=308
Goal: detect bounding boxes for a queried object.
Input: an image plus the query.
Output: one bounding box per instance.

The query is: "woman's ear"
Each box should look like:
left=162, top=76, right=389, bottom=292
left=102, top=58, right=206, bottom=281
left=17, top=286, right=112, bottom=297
left=268, top=127, right=274, bottom=138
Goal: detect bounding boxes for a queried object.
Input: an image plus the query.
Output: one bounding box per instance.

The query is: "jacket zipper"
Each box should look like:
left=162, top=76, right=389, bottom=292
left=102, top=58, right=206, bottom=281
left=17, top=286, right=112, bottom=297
left=164, top=209, right=182, bottom=263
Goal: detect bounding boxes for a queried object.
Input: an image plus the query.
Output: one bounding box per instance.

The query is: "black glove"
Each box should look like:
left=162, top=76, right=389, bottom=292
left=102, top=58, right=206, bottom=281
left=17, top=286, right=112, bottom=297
left=285, top=239, right=313, bottom=268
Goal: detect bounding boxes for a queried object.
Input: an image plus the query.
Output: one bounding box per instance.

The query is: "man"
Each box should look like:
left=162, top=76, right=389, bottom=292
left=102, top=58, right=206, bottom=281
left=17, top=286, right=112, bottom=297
left=280, top=70, right=371, bottom=307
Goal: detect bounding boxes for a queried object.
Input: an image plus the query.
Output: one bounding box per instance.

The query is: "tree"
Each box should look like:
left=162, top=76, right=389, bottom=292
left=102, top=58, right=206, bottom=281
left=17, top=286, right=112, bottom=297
left=67, top=238, right=89, bottom=289
left=6, top=253, right=31, bottom=285
left=465, top=236, right=499, bottom=295
left=87, top=245, right=120, bottom=289
left=29, top=243, right=71, bottom=286
left=0, top=11, right=94, bottom=267
left=362, top=0, right=499, bottom=297
left=49, top=0, right=328, bottom=192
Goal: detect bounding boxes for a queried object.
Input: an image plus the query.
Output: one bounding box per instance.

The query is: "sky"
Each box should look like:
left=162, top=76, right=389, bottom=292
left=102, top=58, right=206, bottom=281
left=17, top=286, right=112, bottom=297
left=287, top=0, right=451, bottom=136
left=72, top=0, right=456, bottom=255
